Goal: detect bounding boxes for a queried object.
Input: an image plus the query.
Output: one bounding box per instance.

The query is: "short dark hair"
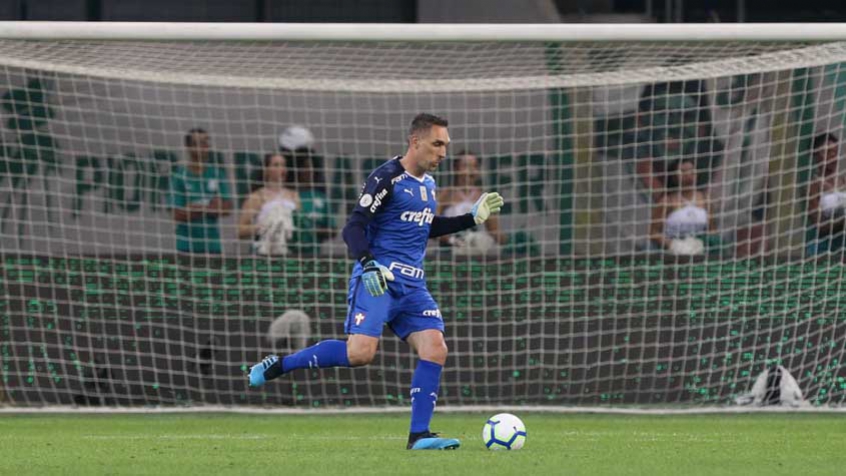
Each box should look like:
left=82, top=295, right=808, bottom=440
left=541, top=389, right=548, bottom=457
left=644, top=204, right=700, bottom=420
left=184, top=128, right=208, bottom=147
left=813, top=132, right=838, bottom=151
left=408, top=113, right=448, bottom=139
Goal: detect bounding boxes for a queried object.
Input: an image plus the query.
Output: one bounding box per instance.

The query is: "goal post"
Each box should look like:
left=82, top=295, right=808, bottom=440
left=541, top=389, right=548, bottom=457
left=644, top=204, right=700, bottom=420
left=1, top=22, right=846, bottom=409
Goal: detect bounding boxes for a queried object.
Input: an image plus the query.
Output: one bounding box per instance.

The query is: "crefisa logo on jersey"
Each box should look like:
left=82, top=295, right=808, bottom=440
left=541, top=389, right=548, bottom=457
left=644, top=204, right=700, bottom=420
left=359, top=188, right=389, bottom=213
left=370, top=188, right=389, bottom=213
left=400, top=207, right=434, bottom=226
left=422, top=309, right=442, bottom=318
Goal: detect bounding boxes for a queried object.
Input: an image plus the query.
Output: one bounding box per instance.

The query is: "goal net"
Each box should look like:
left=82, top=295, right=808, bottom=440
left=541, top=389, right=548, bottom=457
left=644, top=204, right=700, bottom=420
left=2, top=23, right=845, bottom=408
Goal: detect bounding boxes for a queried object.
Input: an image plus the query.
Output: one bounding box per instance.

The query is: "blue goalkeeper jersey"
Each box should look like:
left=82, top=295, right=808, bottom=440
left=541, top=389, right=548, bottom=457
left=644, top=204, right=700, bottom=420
left=349, top=157, right=437, bottom=288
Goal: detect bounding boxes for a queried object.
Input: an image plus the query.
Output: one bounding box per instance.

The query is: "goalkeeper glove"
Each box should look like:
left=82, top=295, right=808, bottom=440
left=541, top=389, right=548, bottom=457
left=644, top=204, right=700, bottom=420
left=361, top=259, right=395, bottom=297
left=471, top=192, right=504, bottom=225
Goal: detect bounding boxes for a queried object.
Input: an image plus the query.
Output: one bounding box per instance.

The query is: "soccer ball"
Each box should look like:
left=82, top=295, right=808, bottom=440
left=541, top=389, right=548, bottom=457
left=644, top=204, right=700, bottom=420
left=482, top=413, right=527, bottom=450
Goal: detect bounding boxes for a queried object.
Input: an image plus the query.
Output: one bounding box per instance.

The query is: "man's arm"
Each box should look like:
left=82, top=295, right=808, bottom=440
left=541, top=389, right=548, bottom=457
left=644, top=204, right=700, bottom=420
left=206, top=197, right=233, bottom=217
left=342, top=172, right=396, bottom=296
left=429, top=192, right=504, bottom=239
left=428, top=214, right=476, bottom=239
left=210, top=167, right=234, bottom=217
left=342, top=211, right=374, bottom=265
left=169, top=168, right=233, bottom=222
left=342, top=170, right=395, bottom=262
left=169, top=171, right=197, bottom=222
left=172, top=198, right=232, bottom=222
left=173, top=203, right=209, bottom=223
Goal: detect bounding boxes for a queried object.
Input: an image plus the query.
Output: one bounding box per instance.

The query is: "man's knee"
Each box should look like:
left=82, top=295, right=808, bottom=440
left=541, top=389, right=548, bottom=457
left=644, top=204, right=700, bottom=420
left=419, top=340, right=448, bottom=365
left=347, top=336, right=379, bottom=367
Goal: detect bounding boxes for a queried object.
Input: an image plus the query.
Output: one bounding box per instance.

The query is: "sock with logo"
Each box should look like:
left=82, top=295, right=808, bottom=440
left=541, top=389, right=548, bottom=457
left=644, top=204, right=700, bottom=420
left=409, top=359, right=443, bottom=433
left=279, top=340, right=350, bottom=374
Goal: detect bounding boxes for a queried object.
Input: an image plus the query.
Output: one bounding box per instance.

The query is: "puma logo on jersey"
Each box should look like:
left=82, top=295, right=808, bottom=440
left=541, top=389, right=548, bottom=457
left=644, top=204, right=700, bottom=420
left=400, top=207, right=434, bottom=226
left=403, top=188, right=413, bottom=196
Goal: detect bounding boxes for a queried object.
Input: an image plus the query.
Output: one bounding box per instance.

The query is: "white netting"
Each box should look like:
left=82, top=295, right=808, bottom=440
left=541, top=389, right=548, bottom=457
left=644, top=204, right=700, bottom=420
left=1, top=30, right=846, bottom=408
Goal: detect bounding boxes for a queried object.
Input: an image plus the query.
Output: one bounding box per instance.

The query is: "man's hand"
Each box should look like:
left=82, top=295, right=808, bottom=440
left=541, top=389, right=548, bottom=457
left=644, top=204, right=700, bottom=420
left=361, top=260, right=395, bottom=297
left=471, top=192, right=504, bottom=225
left=206, top=197, right=232, bottom=217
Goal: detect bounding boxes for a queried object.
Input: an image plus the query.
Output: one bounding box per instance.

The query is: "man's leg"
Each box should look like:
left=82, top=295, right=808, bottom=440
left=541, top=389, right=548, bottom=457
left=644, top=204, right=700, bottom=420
left=405, top=329, right=458, bottom=450
left=407, top=329, right=447, bottom=431
left=249, top=277, right=386, bottom=386
left=248, top=334, right=380, bottom=386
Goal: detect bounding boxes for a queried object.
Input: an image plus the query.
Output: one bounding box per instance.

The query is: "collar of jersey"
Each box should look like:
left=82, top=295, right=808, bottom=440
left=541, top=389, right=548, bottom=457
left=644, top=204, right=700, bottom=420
left=392, top=156, right=428, bottom=183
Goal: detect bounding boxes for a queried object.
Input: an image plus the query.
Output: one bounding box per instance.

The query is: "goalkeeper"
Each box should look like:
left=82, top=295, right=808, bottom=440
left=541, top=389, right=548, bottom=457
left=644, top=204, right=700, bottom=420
left=248, top=113, right=503, bottom=450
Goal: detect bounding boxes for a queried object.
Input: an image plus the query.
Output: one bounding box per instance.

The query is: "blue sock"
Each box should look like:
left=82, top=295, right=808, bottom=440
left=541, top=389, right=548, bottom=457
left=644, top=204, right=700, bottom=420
left=409, top=360, right=442, bottom=434
left=281, top=340, right=350, bottom=373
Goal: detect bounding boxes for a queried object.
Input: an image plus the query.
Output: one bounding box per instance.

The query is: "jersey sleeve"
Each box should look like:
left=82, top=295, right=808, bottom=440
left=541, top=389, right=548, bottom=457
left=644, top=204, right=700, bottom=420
left=351, top=171, right=394, bottom=220
left=342, top=170, right=395, bottom=263
left=429, top=214, right=476, bottom=238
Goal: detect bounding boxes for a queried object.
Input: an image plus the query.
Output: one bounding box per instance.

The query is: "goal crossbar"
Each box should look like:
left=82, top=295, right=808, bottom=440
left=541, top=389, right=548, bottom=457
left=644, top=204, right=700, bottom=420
left=2, top=21, right=846, bottom=42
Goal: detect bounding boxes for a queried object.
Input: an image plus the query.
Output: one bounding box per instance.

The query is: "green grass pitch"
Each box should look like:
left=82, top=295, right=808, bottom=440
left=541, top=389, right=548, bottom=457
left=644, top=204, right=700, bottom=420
left=1, top=412, right=844, bottom=475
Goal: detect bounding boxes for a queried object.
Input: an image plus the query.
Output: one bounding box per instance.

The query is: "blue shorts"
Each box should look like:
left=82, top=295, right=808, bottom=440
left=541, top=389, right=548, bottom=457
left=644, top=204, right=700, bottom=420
left=344, top=278, right=445, bottom=340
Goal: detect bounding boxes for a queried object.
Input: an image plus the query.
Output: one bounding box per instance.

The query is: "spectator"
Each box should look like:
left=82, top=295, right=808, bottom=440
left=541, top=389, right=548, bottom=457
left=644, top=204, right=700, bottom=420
left=435, top=150, right=506, bottom=255
left=168, top=128, right=233, bottom=254
left=278, top=125, right=335, bottom=254
left=806, top=133, right=846, bottom=255
left=238, top=153, right=300, bottom=255
left=650, top=158, right=715, bottom=255
left=633, top=80, right=720, bottom=203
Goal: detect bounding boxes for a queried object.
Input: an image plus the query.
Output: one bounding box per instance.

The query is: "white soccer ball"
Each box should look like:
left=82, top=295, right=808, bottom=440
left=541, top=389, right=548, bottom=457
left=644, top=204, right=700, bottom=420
left=482, top=413, right=526, bottom=450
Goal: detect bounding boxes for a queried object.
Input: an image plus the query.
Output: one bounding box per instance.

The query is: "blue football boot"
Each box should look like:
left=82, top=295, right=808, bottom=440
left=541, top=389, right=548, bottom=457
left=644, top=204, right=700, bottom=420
left=248, top=355, right=281, bottom=387
left=407, top=431, right=461, bottom=450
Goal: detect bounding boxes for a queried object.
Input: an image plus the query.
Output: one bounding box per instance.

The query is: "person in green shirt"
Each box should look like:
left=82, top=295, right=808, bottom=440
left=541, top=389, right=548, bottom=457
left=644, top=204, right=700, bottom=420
left=169, top=128, right=233, bottom=254
left=278, top=126, right=335, bottom=255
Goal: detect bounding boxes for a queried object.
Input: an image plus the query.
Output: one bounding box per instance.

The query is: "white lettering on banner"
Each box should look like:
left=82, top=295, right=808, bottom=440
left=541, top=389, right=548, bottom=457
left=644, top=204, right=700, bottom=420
left=388, top=261, right=425, bottom=280
left=400, top=207, right=434, bottom=226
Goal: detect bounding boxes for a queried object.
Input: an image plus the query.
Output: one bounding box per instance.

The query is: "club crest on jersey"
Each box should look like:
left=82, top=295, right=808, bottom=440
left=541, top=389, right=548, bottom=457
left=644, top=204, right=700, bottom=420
left=400, top=207, right=434, bottom=226
left=359, top=194, right=373, bottom=207
left=354, top=312, right=366, bottom=325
